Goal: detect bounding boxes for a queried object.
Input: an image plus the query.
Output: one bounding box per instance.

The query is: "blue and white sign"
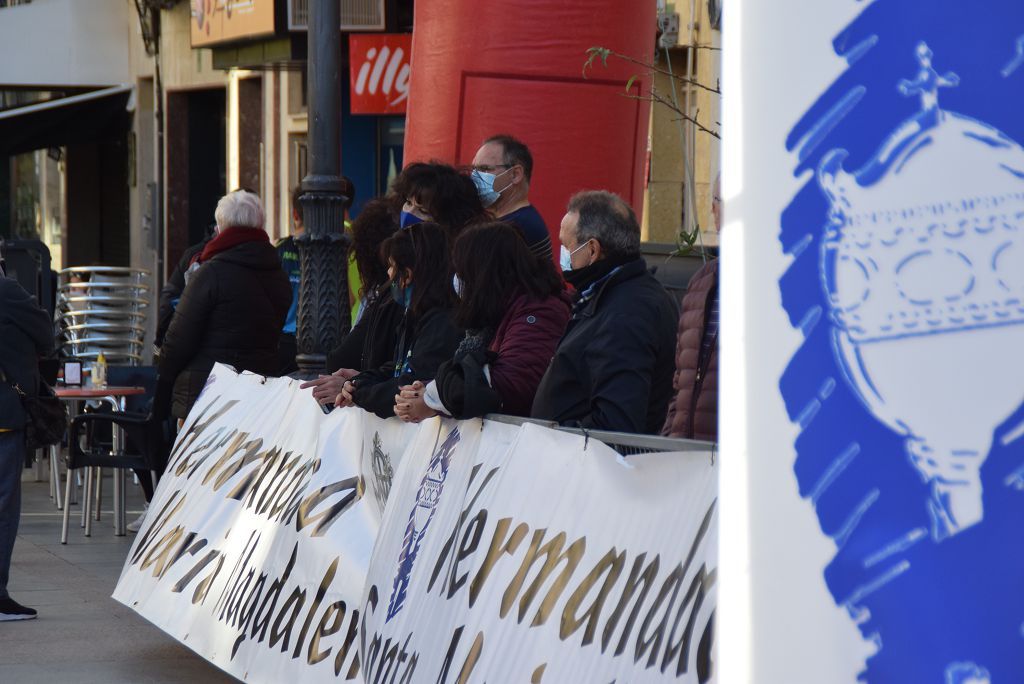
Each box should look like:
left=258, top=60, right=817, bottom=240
left=722, top=1, right=1024, bottom=681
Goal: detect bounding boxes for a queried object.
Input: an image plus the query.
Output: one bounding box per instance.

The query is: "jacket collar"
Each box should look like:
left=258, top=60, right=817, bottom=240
left=572, top=257, right=647, bottom=318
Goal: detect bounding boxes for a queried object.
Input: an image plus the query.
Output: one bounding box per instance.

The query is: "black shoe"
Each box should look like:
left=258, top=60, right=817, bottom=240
left=0, top=598, right=37, bottom=621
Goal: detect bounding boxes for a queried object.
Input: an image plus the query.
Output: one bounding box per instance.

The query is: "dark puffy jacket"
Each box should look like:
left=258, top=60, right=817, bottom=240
left=0, top=277, right=55, bottom=429
left=158, top=240, right=291, bottom=418
left=435, top=291, right=571, bottom=418
left=531, top=258, right=679, bottom=434
left=351, top=307, right=462, bottom=419
left=326, top=293, right=404, bottom=374
left=156, top=239, right=208, bottom=347
left=662, top=258, right=718, bottom=441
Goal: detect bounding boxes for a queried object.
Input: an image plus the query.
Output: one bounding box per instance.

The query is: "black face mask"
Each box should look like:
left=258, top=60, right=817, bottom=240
left=563, top=254, right=634, bottom=291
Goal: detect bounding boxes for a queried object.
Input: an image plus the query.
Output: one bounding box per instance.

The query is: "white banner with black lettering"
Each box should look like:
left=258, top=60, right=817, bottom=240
left=114, top=365, right=717, bottom=682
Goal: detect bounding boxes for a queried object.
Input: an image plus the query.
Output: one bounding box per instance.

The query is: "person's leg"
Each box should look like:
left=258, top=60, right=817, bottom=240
left=0, top=431, right=24, bottom=601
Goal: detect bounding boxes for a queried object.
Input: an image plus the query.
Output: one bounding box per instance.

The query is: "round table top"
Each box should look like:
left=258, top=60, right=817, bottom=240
left=55, top=386, right=147, bottom=399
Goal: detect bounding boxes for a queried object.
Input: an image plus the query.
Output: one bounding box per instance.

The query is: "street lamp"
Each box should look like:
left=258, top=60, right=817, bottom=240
left=295, top=0, right=350, bottom=377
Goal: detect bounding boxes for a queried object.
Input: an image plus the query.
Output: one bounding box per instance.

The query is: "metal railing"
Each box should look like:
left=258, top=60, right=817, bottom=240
left=485, top=414, right=717, bottom=457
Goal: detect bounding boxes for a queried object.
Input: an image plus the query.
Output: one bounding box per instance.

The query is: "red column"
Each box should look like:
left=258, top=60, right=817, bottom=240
left=404, top=0, right=655, bottom=246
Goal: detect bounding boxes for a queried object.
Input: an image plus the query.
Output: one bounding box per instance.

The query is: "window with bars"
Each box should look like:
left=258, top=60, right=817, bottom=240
left=288, top=0, right=385, bottom=31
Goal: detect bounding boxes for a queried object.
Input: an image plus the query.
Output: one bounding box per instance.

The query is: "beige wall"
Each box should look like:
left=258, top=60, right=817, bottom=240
left=642, top=0, right=721, bottom=249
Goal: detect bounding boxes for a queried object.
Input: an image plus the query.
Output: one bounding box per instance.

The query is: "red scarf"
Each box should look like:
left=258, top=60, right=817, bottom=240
left=199, top=226, right=269, bottom=263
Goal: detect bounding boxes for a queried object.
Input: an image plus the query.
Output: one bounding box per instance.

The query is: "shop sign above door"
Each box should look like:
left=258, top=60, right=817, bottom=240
left=349, top=34, right=412, bottom=115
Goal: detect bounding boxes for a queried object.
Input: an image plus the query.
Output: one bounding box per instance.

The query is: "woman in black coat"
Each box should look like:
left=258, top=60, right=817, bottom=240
left=158, top=190, right=291, bottom=421
left=333, top=222, right=463, bottom=418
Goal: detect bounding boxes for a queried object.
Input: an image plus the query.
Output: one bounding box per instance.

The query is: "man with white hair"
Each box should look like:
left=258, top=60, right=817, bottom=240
left=157, top=189, right=291, bottom=422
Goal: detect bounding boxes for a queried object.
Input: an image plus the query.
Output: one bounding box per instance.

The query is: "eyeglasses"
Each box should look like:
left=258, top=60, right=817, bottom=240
left=471, top=164, right=511, bottom=174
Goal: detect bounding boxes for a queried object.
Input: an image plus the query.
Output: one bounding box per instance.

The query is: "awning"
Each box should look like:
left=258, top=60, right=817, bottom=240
left=0, top=85, right=132, bottom=156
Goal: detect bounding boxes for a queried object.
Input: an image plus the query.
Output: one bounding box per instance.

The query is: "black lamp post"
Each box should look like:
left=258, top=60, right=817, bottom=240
left=295, top=0, right=350, bottom=377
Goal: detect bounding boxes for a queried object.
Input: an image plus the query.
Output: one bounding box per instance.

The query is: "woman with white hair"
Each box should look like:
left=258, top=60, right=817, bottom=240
left=157, top=190, right=291, bottom=421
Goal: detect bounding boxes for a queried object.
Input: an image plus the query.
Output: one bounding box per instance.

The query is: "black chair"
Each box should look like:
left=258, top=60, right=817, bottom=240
left=60, top=410, right=169, bottom=544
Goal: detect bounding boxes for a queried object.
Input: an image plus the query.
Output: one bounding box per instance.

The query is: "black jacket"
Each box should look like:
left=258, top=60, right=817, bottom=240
left=326, top=293, right=404, bottom=374
left=351, top=306, right=462, bottom=419
left=158, top=239, right=291, bottom=418
left=156, top=239, right=208, bottom=347
left=531, top=258, right=679, bottom=434
left=0, top=277, right=55, bottom=429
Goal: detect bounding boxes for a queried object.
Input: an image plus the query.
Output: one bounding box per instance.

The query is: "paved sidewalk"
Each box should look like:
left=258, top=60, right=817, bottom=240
left=1, top=465, right=236, bottom=683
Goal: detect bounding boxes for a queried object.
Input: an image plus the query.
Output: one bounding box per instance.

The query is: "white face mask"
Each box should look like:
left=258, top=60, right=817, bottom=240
left=559, top=240, right=591, bottom=272
left=452, top=274, right=464, bottom=299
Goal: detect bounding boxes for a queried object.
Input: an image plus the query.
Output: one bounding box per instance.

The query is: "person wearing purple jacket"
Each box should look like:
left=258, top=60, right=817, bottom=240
left=394, top=222, right=570, bottom=421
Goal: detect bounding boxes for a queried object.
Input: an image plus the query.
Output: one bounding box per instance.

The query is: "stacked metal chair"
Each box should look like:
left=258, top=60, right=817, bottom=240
left=57, top=266, right=149, bottom=365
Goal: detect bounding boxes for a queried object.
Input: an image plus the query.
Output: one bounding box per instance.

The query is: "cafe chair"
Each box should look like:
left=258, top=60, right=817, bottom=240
left=61, top=411, right=167, bottom=544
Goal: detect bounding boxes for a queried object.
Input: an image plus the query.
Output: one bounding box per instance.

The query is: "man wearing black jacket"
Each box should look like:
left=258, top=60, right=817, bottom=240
left=531, top=191, right=679, bottom=434
left=0, top=250, right=54, bottom=620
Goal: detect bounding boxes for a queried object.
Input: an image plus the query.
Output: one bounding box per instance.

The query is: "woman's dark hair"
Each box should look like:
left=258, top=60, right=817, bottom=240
left=452, top=222, right=563, bottom=329
left=379, top=221, right=455, bottom=317
left=391, top=161, right=487, bottom=237
left=350, top=197, right=400, bottom=297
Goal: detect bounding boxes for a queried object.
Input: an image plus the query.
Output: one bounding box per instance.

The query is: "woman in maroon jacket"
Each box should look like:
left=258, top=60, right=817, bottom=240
left=394, top=222, right=570, bottom=421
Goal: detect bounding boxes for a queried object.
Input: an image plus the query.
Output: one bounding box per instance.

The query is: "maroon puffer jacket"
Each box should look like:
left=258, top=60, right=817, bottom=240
left=662, top=258, right=718, bottom=441
left=489, top=291, right=572, bottom=416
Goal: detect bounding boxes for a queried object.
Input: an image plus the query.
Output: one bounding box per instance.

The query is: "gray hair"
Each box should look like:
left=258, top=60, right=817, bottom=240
left=566, top=190, right=640, bottom=260
left=215, top=190, right=265, bottom=230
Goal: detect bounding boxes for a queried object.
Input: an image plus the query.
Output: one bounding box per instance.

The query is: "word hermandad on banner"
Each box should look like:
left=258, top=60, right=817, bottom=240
left=113, top=365, right=717, bottom=683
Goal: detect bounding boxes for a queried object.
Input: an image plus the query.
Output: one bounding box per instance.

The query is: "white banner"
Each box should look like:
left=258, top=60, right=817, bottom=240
left=114, top=365, right=717, bottom=683
left=361, top=420, right=717, bottom=684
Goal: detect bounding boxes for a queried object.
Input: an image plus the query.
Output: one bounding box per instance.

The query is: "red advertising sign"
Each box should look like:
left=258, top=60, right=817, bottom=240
left=349, top=34, right=412, bottom=115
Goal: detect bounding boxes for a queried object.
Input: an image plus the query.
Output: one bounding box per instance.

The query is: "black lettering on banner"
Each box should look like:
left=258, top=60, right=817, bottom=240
left=293, top=557, right=339, bottom=659
left=335, top=601, right=361, bottom=680
left=171, top=548, right=221, bottom=597
left=296, top=476, right=363, bottom=537
left=434, top=626, right=464, bottom=684
left=356, top=584, right=379, bottom=679
left=467, top=517, right=529, bottom=608
left=559, top=547, right=627, bottom=645
left=269, top=584, right=306, bottom=653
left=660, top=501, right=718, bottom=676
left=446, top=510, right=486, bottom=599
left=167, top=398, right=239, bottom=471
left=601, top=552, right=660, bottom=656
left=426, top=464, right=499, bottom=595
left=308, top=600, right=345, bottom=665
left=129, top=489, right=186, bottom=565
left=634, top=562, right=684, bottom=668
left=215, top=530, right=260, bottom=619
left=232, top=569, right=269, bottom=655
left=192, top=551, right=225, bottom=605
left=251, top=543, right=298, bottom=643
left=500, top=529, right=586, bottom=626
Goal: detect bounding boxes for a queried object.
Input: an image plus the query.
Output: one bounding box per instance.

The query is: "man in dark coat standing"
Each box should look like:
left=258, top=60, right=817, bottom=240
left=158, top=190, right=291, bottom=421
left=0, top=248, right=54, bottom=620
left=531, top=191, right=679, bottom=434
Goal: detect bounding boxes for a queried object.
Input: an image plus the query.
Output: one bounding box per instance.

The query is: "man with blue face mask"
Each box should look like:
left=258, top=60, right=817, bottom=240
left=470, top=135, right=553, bottom=260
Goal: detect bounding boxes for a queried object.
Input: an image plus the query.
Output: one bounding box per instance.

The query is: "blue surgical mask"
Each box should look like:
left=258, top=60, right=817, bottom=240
left=390, top=281, right=413, bottom=308
left=452, top=274, right=464, bottom=299
left=471, top=168, right=512, bottom=208
left=400, top=211, right=424, bottom=229
left=560, top=240, right=591, bottom=272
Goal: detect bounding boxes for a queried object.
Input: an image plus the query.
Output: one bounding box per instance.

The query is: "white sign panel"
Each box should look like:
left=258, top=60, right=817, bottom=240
left=361, top=421, right=718, bottom=683
left=723, top=2, right=1024, bottom=681
left=114, top=366, right=718, bottom=682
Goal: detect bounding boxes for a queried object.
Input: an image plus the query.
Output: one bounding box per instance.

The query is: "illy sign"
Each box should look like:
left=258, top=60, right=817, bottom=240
left=349, top=34, right=412, bottom=115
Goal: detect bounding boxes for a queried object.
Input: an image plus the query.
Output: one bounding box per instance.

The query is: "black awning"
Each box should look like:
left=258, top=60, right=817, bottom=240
left=0, top=85, right=132, bottom=156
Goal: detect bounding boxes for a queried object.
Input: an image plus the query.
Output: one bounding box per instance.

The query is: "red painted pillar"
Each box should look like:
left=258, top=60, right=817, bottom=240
left=404, top=0, right=655, bottom=246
